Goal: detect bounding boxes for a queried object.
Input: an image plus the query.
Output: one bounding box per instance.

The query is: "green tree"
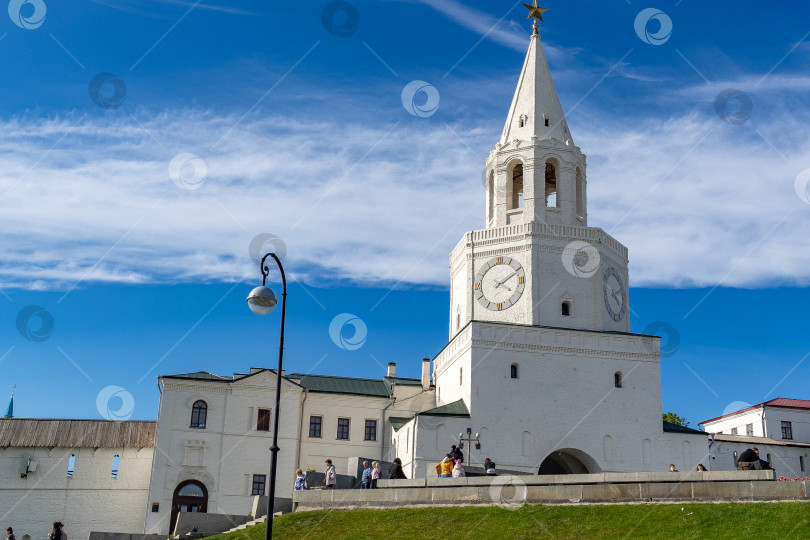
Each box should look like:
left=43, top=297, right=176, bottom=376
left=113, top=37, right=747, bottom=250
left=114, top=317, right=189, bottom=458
left=663, top=411, right=690, bottom=427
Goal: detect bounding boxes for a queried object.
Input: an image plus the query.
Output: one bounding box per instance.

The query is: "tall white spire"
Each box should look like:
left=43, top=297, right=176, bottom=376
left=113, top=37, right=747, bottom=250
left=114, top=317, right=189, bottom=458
left=500, top=31, right=572, bottom=147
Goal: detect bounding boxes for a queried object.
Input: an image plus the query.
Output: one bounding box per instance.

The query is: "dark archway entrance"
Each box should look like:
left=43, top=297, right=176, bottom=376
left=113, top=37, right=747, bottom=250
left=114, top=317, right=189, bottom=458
left=171, top=480, right=208, bottom=533
left=538, top=449, right=598, bottom=475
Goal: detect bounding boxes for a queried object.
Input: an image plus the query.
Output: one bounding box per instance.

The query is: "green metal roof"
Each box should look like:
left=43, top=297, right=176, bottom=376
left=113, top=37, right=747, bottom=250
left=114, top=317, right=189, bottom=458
left=389, top=417, right=412, bottom=432
left=162, top=369, right=423, bottom=398
left=421, top=399, right=470, bottom=417
left=162, top=371, right=232, bottom=381
left=286, top=374, right=390, bottom=397
left=663, top=420, right=704, bottom=435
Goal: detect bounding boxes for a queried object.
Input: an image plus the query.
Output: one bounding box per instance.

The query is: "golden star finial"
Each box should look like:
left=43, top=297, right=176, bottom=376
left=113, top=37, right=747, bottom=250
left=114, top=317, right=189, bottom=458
left=523, top=0, right=549, bottom=23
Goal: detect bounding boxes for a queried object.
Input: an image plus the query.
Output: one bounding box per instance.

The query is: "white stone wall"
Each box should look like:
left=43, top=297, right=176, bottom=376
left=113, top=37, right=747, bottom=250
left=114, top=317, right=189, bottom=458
left=431, top=321, right=681, bottom=474
left=298, top=392, right=390, bottom=474
left=145, top=373, right=303, bottom=534
left=704, top=407, right=810, bottom=443
left=0, top=446, right=152, bottom=540
left=146, top=372, right=437, bottom=533
left=704, top=409, right=765, bottom=437
left=707, top=438, right=810, bottom=478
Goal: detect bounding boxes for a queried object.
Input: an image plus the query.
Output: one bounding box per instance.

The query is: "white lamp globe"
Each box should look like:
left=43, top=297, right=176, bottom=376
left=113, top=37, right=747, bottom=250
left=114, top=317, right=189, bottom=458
left=247, top=286, right=277, bottom=315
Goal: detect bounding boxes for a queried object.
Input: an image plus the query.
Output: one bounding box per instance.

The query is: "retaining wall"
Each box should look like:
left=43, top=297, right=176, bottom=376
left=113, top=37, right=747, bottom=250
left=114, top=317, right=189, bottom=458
left=293, top=471, right=809, bottom=511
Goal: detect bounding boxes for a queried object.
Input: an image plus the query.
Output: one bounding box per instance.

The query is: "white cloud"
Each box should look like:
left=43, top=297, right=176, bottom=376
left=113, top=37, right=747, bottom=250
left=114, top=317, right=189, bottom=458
left=1, top=75, right=810, bottom=292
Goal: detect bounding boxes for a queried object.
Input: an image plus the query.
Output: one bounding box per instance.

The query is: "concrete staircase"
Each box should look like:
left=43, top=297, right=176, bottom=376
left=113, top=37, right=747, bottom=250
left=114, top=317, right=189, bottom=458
left=220, top=513, right=282, bottom=534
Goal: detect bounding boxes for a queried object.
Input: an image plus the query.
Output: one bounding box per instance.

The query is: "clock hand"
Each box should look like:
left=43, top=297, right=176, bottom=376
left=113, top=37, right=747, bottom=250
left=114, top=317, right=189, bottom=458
left=611, top=289, right=623, bottom=304
left=495, top=271, right=518, bottom=288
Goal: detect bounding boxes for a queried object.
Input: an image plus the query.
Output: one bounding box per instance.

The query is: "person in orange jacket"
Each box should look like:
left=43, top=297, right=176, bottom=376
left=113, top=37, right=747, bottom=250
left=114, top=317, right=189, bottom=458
left=435, top=454, right=454, bottom=477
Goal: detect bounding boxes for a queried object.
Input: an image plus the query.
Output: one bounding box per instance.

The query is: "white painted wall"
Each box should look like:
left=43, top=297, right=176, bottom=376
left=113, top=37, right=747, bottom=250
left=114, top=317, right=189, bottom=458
left=707, top=437, right=810, bottom=478
left=0, top=446, right=152, bottom=540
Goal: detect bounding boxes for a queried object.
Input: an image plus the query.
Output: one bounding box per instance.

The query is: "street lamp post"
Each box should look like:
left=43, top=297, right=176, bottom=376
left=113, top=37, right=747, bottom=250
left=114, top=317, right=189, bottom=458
left=246, top=252, right=287, bottom=540
left=457, top=428, right=480, bottom=467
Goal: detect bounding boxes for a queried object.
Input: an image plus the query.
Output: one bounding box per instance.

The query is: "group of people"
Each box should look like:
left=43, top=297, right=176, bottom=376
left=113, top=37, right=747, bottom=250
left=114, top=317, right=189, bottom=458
left=435, top=445, right=497, bottom=477
left=668, top=448, right=772, bottom=473
left=293, top=457, right=409, bottom=491
left=736, top=447, right=772, bottom=471
left=668, top=463, right=708, bottom=472
left=6, top=522, right=65, bottom=540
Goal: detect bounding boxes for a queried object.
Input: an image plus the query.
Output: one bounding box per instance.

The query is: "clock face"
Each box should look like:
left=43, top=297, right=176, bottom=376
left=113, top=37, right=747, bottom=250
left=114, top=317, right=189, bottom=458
left=474, top=256, right=525, bottom=311
left=602, top=267, right=626, bottom=321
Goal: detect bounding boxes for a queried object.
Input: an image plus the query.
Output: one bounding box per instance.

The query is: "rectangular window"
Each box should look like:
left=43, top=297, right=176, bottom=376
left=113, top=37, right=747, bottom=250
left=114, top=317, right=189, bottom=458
left=251, top=474, right=266, bottom=495
left=257, top=408, right=271, bottom=431
left=782, top=421, right=793, bottom=440
left=309, top=416, right=322, bottom=438
left=745, top=423, right=753, bottom=436
left=730, top=427, right=738, bottom=435
left=364, top=420, right=377, bottom=441
left=337, top=418, right=350, bottom=440
left=801, top=456, right=805, bottom=472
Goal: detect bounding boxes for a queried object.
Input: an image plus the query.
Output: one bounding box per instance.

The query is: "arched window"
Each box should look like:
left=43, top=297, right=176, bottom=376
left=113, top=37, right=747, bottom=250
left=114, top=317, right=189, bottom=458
left=545, top=161, right=559, bottom=208
left=575, top=168, right=585, bottom=218
left=510, top=364, right=518, bottom=379
left=487, top=171, right=495, bottom=223
left=190, top=400, right=208, bottom=429
left=111, top=454, right=120, bottom=478
left=561, top=302, right=571, bottom=316
left=733, top=450, right=738, bottom=467
left=614, top=372, right=622, bottom=388
left=67, top=454, right=76, bottom=477
left=507, top=162, right=523, bottom=210
left=459, top=367, right=463, bottom=386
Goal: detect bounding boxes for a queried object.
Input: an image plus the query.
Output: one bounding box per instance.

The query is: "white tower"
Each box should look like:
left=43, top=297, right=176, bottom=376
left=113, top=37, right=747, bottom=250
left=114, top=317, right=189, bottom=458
left=448, top=22, right=630, bottom=338
left=427, top=12, right=670, bottom=478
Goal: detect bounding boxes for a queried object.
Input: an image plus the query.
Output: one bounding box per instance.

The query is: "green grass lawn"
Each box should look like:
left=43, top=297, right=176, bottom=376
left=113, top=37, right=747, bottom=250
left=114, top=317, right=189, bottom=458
left=206, top=502, right=810, bottom=540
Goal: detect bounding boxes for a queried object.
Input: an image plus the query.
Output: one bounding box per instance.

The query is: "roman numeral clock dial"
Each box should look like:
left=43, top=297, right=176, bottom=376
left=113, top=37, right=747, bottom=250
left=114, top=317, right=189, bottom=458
left=602, top=266, right=627, bottom=321
left=473, top=256, right=526, bottom=311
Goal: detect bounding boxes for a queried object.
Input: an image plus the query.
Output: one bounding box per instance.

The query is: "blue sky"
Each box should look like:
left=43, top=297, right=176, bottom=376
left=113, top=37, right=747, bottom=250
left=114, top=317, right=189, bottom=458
left=1, top=1, right=809, bottom=427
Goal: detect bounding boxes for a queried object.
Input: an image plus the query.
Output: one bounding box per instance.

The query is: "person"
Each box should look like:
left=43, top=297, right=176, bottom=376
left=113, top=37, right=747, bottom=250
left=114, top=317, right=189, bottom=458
left=371, top=461, right=381, bottom=488
left=451, top=444, right=464, bottom=464
left=324, top=459, right=336, bottom=489
left=48, top=523, right=65, bottom=540
left=388, top=457, right=407, bottom=479
left=696, top=464, right=707, bottom=472
left=452, top=459, right=466, bottom=478
left=360, top=461, right=373, bottom=489
left=293, top=469, right=307, bottom=490
left=669, top=464, right=679, bottom=472
left=484, top=458, right=497, bottom=476
left=435, top=454, right=454, bottom=478
left=737, top=448, right=759, bottom=470
left=6, top=527, right=15, bottom=540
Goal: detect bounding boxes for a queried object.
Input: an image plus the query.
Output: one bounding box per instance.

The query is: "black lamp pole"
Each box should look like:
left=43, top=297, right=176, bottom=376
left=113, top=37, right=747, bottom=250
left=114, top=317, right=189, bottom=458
left=260, top=253, right=287, bottom=540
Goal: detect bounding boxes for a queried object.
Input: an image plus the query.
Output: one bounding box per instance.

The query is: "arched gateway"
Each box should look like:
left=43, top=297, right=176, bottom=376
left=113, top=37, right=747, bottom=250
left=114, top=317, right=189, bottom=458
left=170, top=480, right=208, bottom=533
left=538, top=449, right=600, bottom=475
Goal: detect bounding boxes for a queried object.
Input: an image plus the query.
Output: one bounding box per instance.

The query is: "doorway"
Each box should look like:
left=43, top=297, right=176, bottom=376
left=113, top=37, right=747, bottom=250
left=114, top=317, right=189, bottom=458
left=170, top=480, right=208, bottom=532
left=538, top=449, right=598, bottom=475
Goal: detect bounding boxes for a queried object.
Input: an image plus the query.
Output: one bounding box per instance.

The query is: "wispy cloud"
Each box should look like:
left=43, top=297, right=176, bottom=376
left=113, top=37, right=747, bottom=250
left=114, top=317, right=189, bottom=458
left=2, top=72, right=810, bottom=292
left=91, top=0, right=256, bottom=17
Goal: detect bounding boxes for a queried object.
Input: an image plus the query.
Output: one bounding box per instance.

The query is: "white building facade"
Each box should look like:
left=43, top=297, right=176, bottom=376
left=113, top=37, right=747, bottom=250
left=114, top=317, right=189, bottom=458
left=700, top=399, right=810, bottom=478
left=0, top=419, right=155, bottom=540
left=144, top=365, right=435, bottom=534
